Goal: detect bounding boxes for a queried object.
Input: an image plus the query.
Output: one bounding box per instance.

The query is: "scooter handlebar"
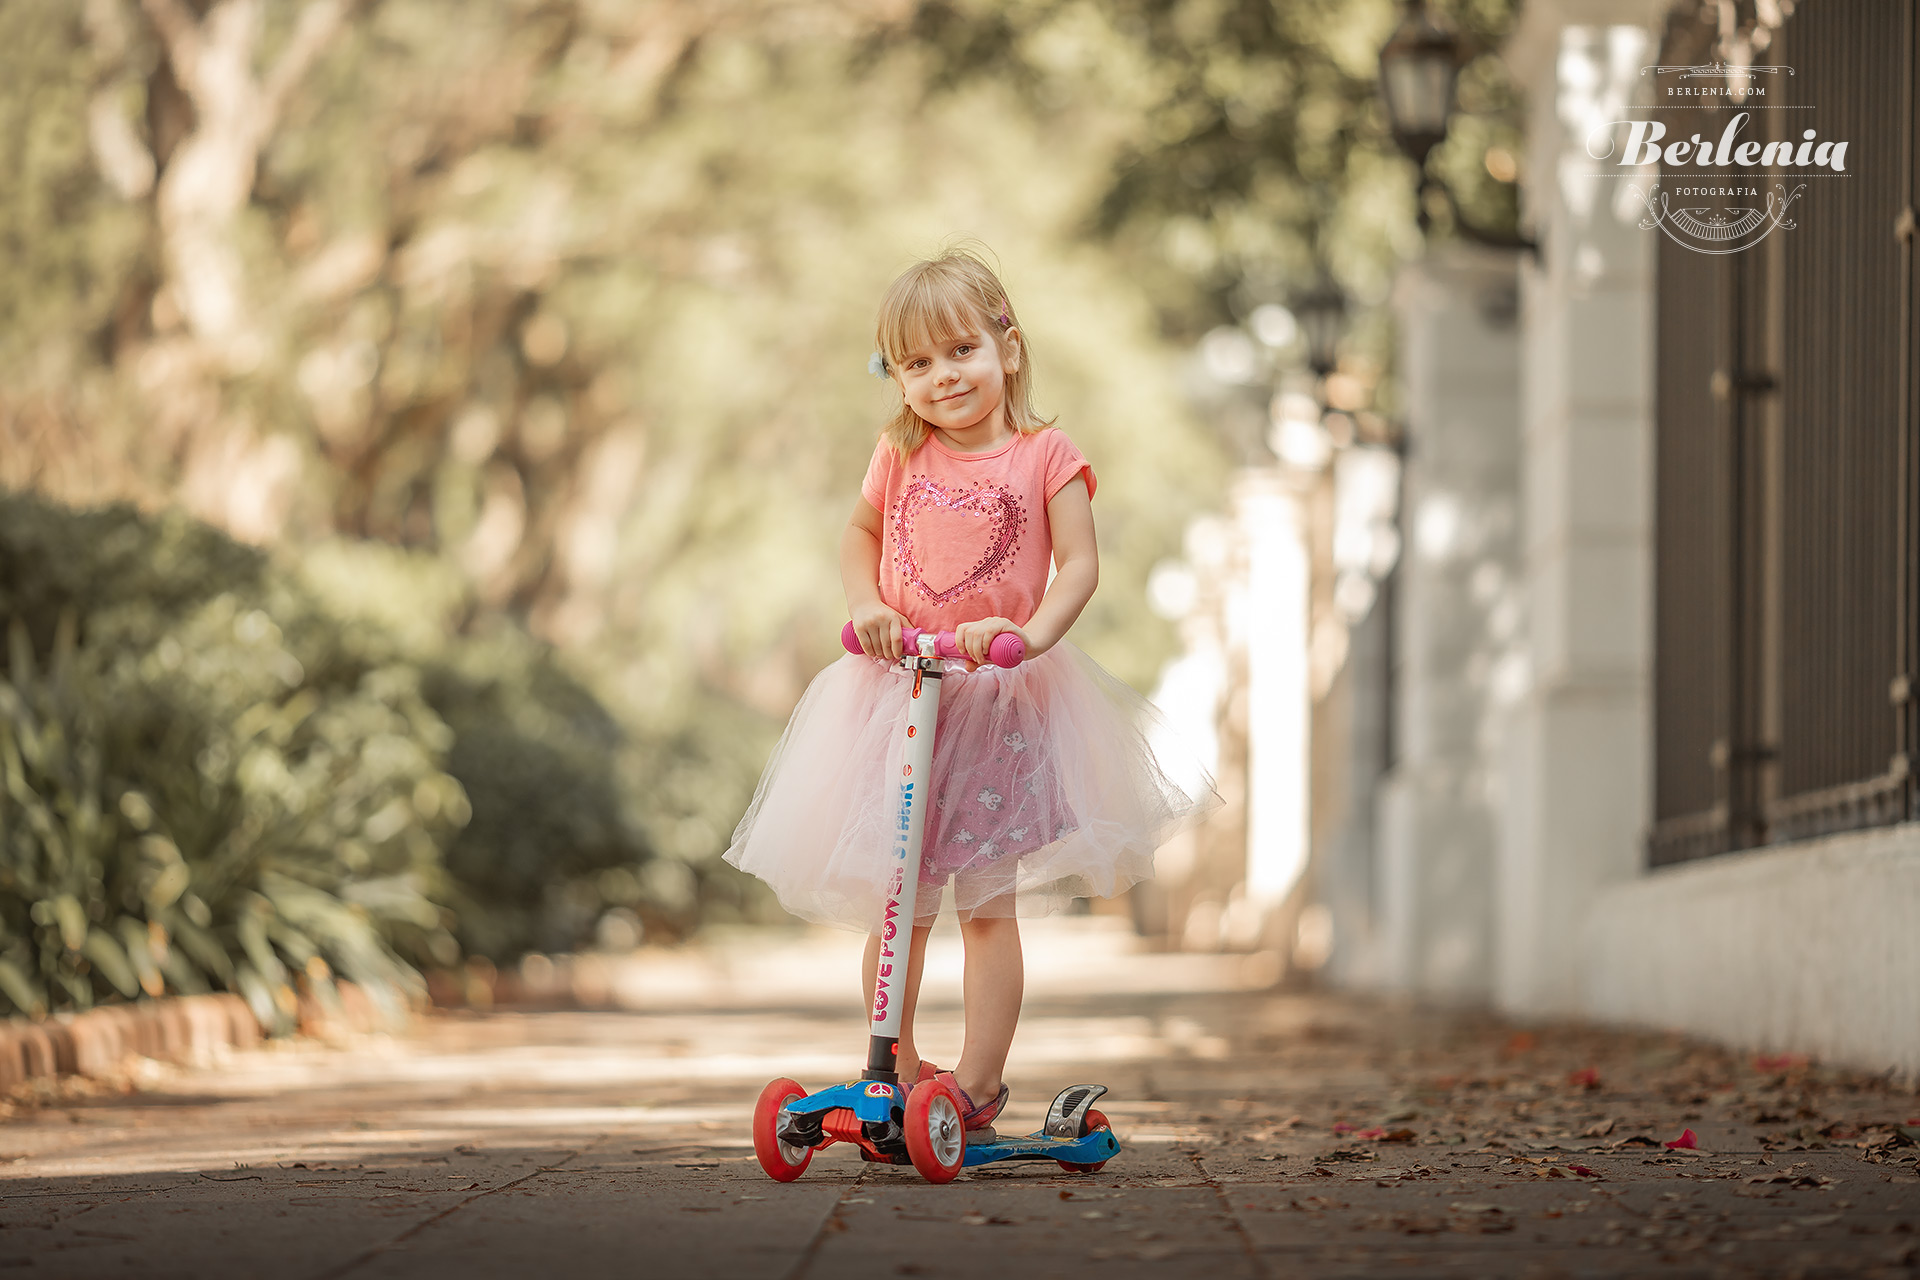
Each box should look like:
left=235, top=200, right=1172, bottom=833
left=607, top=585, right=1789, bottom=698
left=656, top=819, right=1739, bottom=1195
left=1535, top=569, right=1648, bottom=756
left=841, top=621, right=1025, bottom=668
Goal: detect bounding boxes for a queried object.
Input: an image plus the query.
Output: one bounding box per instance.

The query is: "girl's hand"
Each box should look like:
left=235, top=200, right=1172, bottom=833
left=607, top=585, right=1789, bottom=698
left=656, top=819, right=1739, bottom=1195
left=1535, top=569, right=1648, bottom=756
left=955, top=617, right=1027, bottom=667
left=851, top=600, right=909, bottom=661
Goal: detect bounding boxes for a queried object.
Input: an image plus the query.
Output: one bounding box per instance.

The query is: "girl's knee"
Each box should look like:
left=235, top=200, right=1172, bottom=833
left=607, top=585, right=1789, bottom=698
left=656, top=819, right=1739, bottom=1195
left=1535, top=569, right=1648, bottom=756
left=959, top=913, right=1020, bottom=939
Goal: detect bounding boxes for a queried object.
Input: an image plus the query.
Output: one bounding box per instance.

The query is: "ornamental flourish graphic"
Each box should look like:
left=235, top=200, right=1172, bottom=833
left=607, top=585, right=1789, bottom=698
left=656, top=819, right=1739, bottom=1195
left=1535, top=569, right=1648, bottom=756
left=1628, top=182, right=1805, bottom=255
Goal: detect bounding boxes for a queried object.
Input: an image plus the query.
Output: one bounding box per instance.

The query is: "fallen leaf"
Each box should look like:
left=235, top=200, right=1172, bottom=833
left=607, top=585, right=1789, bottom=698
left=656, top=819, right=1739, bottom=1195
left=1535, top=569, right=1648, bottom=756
left=1569, top=1068, right=1601, bottom=1090
left=1380, top=1128, right=1417, bottom=1143
left=1568, top=1165, right=1602, bottom=1179
left=1503, top=1032, right=1537, bottom=1056
left=1331, top=1122, right=1355, bottom=1135
left=1665, top=1128, right=1700, bottom=1150
left=1581, top=1118, right=1617, bottom=1138
left=1355, top=1127, right=1386, bottom=1140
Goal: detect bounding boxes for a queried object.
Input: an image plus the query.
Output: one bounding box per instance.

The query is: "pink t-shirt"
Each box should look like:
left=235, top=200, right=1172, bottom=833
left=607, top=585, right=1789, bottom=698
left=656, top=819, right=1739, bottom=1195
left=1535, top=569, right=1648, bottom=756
left=860, top=427, right=1096, bottom=632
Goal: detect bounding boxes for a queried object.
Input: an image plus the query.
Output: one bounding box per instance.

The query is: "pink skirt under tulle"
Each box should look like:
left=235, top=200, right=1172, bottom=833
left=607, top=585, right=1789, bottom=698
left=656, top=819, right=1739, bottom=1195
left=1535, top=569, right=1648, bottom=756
left=724, top=643, right=1217, bottom=933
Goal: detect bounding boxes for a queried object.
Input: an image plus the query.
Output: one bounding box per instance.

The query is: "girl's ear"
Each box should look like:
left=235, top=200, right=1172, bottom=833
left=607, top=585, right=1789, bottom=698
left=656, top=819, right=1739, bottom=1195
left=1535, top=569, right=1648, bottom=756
left=1001, top=327, right=1022, bottom=373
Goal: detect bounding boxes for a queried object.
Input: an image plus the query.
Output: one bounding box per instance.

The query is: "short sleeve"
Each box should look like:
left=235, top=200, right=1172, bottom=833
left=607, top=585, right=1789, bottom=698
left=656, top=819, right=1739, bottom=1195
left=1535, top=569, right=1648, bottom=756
left=1041, top=429, right=1097, bottom=503
left=860, top=440, right=897, bottom=511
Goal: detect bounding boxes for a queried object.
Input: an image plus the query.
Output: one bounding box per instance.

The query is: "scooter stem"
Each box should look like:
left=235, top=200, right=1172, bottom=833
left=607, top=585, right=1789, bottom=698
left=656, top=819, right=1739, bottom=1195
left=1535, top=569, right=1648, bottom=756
left=863, top=632, right=944, bottom=1082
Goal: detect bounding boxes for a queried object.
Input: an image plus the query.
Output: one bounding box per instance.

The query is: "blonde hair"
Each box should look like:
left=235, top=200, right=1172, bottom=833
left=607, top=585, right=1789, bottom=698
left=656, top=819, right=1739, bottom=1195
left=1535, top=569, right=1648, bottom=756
left=875, top=247, right=1053, bottom=459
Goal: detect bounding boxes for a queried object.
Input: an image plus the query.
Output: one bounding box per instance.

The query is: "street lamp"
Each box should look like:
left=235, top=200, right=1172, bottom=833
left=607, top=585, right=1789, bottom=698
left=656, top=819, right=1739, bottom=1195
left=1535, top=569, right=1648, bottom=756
left=1378, top=0, right=1457, bottom=174
left=1293, top=278, right=1347, bottom=382
left=1378, top=0, right=1537, bottom=256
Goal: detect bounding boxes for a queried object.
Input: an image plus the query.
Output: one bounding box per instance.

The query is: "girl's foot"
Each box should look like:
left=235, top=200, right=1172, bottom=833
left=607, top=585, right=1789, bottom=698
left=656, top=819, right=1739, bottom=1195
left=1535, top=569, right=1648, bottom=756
left=896, top=1059, right=939, bottom=1084
left=935, top=1071, right=1009, bottom=1139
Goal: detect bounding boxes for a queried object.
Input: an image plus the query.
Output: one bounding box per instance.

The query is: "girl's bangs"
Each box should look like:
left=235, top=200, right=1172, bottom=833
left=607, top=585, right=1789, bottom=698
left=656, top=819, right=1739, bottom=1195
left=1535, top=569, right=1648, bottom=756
left=878, top=276, right=986, bottom=366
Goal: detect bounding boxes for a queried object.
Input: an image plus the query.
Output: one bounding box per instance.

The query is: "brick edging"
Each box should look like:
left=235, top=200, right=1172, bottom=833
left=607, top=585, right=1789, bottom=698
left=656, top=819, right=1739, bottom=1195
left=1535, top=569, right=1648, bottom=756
left=0, top=982, right=392, bottom=1090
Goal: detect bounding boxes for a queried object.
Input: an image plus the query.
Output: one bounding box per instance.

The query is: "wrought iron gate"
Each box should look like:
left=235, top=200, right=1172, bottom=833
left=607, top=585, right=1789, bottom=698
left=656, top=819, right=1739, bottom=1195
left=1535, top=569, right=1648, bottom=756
left=1649, top=0, right=1920, bottom=865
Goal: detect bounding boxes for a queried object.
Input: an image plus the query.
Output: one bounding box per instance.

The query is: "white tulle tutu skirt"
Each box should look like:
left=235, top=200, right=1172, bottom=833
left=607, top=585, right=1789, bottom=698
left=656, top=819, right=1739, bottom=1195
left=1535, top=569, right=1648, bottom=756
left=725, top=643, right=1217, bottom=933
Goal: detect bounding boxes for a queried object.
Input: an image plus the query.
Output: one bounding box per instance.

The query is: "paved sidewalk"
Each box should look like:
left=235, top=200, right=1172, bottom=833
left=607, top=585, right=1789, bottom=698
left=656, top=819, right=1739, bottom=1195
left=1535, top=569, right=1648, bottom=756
left=0, top=918, right=1915, bottom=1278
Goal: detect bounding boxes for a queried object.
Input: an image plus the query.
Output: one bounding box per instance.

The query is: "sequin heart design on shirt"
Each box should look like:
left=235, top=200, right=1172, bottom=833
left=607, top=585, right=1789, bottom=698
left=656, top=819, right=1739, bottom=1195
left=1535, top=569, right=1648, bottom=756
left=893, top=478, right=1027, bottom=607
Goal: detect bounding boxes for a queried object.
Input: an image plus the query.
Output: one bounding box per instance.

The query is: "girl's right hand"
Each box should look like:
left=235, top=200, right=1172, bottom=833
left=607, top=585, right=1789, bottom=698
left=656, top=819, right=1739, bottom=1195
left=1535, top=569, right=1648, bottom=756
left=850, top=601, right=909, bottom=661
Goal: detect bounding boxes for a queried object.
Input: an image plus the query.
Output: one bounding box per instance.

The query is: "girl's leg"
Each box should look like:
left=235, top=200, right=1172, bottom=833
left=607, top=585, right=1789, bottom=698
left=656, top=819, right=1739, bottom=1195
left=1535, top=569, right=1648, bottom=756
left=861, top=922, right=934, bottom=1081
left=953, top=902, right=1022, bottom=1105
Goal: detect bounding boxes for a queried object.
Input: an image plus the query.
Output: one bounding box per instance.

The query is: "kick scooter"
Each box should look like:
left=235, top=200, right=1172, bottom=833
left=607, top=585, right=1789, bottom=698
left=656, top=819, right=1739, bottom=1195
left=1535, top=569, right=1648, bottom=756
left=751, top=624, right=1122, bottom=1185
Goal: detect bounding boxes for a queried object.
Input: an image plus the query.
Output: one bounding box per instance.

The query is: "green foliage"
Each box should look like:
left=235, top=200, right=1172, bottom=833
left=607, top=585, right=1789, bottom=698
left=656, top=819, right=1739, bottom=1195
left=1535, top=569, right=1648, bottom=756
left=873, top=0, right=1523, bottom=341
left=0, top=0, right=1523, bottom=934
left=0, top=491, right=660, bottom=1023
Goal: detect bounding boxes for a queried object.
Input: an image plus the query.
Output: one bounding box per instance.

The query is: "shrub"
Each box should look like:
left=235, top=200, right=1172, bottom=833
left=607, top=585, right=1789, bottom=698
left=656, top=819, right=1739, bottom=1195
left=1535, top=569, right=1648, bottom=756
left=0, top=492, right=659, bottom=1026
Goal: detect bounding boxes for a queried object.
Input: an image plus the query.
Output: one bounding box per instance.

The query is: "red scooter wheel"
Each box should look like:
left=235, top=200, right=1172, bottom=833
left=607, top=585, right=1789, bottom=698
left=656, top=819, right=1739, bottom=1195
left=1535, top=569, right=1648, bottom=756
left=1058, top=1107, right=1113, bottom=1173
left=753, top=1078, right=813, bottom=1182
left=904, top=1079, right=967, bottom=1184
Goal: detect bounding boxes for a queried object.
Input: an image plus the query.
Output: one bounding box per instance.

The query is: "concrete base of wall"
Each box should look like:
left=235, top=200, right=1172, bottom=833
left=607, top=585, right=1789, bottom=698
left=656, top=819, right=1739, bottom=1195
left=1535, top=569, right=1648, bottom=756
left=1583, top=822, right=1920, bottom=1078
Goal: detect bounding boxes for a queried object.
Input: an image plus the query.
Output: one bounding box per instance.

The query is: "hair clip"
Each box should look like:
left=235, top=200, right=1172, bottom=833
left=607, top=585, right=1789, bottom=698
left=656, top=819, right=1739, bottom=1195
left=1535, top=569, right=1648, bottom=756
left=868, top=351, right=889, bottom=379
left=995, top=308, right=1011, bottom=329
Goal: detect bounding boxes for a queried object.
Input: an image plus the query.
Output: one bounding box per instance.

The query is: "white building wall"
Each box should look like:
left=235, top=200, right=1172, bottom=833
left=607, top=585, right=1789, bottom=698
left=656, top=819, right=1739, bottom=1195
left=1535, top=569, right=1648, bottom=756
left=1492, top=0, right=1920, bottom=1077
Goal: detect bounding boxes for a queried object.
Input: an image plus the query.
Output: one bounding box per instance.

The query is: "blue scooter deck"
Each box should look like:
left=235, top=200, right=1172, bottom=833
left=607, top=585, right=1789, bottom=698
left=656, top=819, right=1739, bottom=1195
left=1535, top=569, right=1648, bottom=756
left=963, top=1125, right=1119, bottom=1168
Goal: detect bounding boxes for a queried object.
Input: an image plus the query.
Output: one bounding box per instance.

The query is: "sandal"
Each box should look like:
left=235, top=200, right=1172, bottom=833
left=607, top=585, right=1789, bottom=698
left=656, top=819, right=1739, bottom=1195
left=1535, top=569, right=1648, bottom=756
left=934, top=1071, right=1010, bottom=1138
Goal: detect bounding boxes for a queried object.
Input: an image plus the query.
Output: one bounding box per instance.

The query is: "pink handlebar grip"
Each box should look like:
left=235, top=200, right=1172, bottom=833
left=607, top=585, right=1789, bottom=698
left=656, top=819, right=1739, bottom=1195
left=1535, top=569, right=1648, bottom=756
left=840, top=622, right=1025, bottom=668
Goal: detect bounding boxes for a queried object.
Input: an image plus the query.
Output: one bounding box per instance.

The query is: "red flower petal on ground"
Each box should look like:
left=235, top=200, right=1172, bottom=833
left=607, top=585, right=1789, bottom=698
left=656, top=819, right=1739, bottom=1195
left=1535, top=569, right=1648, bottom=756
left=1568, top=1165, right=1602, bottom=1178
left=1664, top=1128, right=1699, bottom=1149
left=1332, top=1122, right=1355, bottom=1134
left=1356, top=1127, right=1386, bottom=1140
left=1568, top=1067, right=1601, bottom=1089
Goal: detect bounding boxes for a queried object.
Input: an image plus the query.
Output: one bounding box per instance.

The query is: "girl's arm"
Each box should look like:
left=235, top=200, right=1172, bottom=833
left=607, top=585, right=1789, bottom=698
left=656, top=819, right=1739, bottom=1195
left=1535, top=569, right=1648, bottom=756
left=955, top=475, right=1096, bottom=663
left=842, top=497, right=908, bottom=660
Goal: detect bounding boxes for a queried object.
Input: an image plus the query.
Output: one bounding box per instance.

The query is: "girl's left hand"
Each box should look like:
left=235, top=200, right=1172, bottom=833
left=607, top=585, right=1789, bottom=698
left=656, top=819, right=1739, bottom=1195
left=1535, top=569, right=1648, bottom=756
left=954, top=617, right=1028, bottom=667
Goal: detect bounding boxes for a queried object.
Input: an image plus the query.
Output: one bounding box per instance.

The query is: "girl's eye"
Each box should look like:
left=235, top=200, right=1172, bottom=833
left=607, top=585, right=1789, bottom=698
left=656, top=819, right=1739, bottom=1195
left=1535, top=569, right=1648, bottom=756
left=954, top=345, right=973, bottom=356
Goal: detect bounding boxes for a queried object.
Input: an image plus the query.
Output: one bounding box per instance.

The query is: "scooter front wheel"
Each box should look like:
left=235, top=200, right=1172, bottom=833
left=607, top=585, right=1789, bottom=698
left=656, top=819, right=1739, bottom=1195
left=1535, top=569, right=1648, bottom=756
left=1058, top=1107, right=1113, bottom=1173
left=753, top=1078, right=813, bottom=1182
left=904, top=1079, right=967, bottom=1183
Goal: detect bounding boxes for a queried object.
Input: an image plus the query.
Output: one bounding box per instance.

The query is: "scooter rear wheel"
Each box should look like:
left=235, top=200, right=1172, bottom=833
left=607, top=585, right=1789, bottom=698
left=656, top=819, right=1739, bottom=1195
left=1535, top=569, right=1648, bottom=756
left=904, top=1079, right=967, bottom=1184
left=753, top=1078, right=813, bottom=1182
left=1057, top=1107, right=1113, bottom=1173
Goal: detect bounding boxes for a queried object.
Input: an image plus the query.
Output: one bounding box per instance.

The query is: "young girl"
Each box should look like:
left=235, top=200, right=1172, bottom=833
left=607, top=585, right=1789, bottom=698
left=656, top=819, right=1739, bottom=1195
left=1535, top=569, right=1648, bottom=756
left=726, top=248, right=1213, bottom=1136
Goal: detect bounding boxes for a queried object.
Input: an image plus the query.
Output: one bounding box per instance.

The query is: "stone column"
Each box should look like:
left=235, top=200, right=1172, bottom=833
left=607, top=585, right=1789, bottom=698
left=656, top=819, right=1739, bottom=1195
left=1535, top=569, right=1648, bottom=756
left=1376, top=248, right=1523, bottom=1001
left=1496, top=15, right=1658, bottom=1016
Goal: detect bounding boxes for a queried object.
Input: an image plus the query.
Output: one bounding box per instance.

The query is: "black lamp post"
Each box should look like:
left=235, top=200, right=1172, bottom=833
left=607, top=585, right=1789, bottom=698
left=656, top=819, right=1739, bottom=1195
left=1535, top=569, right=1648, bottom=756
left=1378, top=0, right=1537, bottom=256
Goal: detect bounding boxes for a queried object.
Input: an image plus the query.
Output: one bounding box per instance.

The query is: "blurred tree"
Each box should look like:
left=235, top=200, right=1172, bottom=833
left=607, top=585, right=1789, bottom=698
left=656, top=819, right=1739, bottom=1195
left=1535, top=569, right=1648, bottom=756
left=873, top=0, right=1523, bottom=346
left=2, top=0, right=1526, bottom=928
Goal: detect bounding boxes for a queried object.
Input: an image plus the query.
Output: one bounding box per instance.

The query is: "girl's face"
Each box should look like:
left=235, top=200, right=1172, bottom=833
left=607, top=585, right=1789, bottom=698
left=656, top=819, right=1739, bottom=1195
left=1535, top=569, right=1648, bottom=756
left=893, top=323, right=1020, bottom=435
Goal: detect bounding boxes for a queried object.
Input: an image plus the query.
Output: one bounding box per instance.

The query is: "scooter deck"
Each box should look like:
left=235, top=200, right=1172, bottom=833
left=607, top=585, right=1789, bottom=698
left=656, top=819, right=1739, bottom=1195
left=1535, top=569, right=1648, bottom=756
left=962, top=1125, right=1119, bottom=1168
